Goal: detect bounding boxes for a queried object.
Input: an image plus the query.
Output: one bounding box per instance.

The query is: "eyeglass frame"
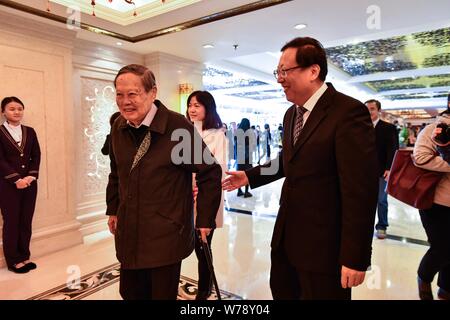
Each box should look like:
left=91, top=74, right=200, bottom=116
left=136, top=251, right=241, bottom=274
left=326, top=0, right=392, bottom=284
left=273, top=65, right=303, bottom=79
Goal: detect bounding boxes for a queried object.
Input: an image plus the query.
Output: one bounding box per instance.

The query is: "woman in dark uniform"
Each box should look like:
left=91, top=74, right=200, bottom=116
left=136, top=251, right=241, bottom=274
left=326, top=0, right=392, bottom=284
left=0, top=96, right=40, bottom=273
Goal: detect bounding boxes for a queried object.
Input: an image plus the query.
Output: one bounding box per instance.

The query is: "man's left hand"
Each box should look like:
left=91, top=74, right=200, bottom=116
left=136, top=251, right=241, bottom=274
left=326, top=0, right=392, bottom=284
left=341, top=265, right=366, bottom=288
left=383, top=170, right=390, bottom=182
left=198, top=228, right=212, bottom=243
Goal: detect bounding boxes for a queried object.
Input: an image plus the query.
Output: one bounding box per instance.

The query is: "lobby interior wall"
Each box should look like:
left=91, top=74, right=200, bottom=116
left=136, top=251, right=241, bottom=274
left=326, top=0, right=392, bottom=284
left=0, top=11, right=206, bottom=265
left=144, top=52, right=204, bottom=113
left=0, top=12, right=83, bottom=267
left=72, top=39, right=144, bottom=237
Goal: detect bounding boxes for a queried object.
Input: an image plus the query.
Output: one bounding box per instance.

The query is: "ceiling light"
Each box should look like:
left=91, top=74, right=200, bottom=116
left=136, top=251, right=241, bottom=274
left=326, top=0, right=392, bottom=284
left=294, top=23, right=307, bottom=30
left=116, top=42, right=123, bottom=46
left=203, top=44, right=214, bottom=49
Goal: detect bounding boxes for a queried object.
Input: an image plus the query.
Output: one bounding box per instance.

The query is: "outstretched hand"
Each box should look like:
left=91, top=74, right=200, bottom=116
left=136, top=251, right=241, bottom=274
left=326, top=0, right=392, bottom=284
left=341, top=265, right=366, bottom=288
left=222, top=171, right=249, bottom=191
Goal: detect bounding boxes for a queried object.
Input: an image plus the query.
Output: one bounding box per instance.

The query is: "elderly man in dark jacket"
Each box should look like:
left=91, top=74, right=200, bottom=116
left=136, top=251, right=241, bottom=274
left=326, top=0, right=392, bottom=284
left=106, top=64, right=222, bottom=300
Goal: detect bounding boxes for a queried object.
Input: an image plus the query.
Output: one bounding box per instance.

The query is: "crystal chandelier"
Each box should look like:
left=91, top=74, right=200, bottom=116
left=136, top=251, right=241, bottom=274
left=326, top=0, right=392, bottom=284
left=46, top=1, right=167, bottom=17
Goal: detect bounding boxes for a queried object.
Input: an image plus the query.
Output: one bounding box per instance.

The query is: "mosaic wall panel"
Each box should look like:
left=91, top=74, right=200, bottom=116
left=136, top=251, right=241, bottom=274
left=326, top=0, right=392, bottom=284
left=81, top=77, right=117, bottom=196
left=366, top=74, right=450, bottom=92
left=326, top=27, right=450, bottom=77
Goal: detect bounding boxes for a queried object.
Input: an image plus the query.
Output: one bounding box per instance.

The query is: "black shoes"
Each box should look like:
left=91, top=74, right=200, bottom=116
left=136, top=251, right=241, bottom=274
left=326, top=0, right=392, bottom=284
left=438, top=288, right=450, bottom=300
left=25, top=262, right=37, bottom=270
left=237, top=189, right=244, bottom=197
left=195, top=290, right=211, bottom=300
left=417, top=276, right=433, bottom=300
left=7, top=261, right=37, bottom=274
left=8, top=264, right=30, bottom=274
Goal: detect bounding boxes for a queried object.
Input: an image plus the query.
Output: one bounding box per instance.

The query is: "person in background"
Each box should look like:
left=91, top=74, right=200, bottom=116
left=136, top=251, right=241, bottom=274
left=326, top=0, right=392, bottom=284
left=432, top=119, right=450, bottom=164
left=186, top=90, right=227, bottom=300
left=255, top=125, right=261, bottom=160
left=399, top=123, right=409, bottom=148
left=413, top=95, right=450, bottom=300
left=106, top=64, right=221, bottom=300
left=365, top=99, right=399, bottom=239
left=235, top=118, right=254, bottom=198
left=263, top=123, right=272, bottom=160
left=101, top=111, right=121, bottom=156
left=0, top=96, right=41, bottom=274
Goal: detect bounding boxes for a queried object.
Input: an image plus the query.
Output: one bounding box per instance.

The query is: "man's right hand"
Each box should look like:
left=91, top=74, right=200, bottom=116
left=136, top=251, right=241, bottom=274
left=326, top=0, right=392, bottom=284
left=15, top=179, right=29, bottom=189
left=108, top=215, right=117, bottom=235
left=222, top=171, right=248, bottom=191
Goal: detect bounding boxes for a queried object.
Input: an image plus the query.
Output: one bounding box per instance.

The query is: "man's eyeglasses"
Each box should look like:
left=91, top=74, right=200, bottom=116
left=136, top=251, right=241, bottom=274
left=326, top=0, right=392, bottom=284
left=273, top=66, right=302, bottom=79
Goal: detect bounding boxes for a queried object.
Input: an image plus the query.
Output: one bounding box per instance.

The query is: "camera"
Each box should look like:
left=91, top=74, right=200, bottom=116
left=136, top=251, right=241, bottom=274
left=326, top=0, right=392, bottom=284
left=434, top=122, right=450, bottom=145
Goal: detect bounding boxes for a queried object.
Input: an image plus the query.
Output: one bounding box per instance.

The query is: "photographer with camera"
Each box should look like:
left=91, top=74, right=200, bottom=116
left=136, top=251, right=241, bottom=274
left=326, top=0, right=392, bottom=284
left=432, top=120, right=450, bottom=164
left=413, top=93, right=450, bottom=300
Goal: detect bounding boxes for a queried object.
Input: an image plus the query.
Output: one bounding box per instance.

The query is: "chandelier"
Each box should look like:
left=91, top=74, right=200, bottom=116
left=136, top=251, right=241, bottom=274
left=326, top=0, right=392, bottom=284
left=46, top=0, right=167, bottom=17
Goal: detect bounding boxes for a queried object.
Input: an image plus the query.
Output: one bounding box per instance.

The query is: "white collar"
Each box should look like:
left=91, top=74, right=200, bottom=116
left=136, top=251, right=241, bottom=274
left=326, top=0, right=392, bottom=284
left=299, top=82, right=328, bottom=112
left=127, top=103, right=157, bottom=128
left=3, top=121, right=21, bottom=129
left=373, top=118, right=380, bottom=128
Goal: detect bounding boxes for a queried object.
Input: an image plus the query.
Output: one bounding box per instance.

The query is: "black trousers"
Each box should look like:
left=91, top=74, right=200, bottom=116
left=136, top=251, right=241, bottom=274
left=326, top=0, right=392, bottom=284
left=418, top=203, right=450, bottom=292
left=270, top=244, right=351, bottom=300
left=119, top=262, right=181, bottom=300
left=0, top=182, right=37, bottom=268
left=194, top=229, right=215, bottom=294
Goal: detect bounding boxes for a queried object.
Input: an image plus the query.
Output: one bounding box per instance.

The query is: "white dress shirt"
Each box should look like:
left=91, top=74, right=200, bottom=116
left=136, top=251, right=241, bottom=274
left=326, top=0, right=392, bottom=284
left=126, top=103, right=158, bottom=128
left=296, top=82, right=328, bottom=126
left=3, top=121, right=22, bottom=147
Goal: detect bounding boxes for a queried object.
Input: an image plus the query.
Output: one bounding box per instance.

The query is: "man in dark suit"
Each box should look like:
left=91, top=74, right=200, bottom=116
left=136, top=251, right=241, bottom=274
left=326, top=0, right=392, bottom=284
left=106, top=64, right=222, bottom=300
left=223, top=37, right=378, bottom=300
left=365, top=99, right=399, bottom=239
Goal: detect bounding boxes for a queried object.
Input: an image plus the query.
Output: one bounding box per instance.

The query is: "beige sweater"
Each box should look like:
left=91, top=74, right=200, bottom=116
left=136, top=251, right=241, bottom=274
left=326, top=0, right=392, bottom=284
left=413, top=115, right=450, bottom=207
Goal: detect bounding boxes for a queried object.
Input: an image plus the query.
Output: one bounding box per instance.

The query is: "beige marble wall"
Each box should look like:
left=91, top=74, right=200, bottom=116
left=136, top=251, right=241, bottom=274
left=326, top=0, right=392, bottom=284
left=145, top=52, right=204, bottom=113
left=0, top=11, right=206, bottom=266
left=72, top=40, right=144, bottom=236
left=0, top=13, right=82, bottom=267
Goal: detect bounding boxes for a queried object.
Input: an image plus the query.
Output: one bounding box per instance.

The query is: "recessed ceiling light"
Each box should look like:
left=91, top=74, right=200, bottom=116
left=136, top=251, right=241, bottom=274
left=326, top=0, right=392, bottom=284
left=116, top=42, right=123, bottom=46
left=294, top=23, right=307, bottom=30
left=203, top=44, right=214, bottom=49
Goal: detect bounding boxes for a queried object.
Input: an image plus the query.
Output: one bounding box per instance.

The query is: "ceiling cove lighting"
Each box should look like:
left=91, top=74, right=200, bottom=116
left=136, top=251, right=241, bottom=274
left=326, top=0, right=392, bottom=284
left=203, top=44, right=215, bottom=49
left=46, top=0, right=166, bottom=17
left=294, top=23, right=307, bottom=30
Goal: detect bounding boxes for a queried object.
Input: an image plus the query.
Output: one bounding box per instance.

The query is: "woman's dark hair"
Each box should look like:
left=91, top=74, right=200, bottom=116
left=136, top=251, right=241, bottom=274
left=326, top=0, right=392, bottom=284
left=114, top=64, right=156, bottom=93
left=281, top=37, right=328, bottom=82
left=186, top=91, right=223, bottom=130
left=1, top=96, right=25, bottom=112
left=110, top=111, right=121, bottom=126
left=238, top=118, right=251, bottom=132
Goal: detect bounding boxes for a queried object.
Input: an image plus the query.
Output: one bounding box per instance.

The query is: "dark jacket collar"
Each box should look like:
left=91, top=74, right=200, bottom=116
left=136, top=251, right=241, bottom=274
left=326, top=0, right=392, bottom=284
left=286, top=82, right=336, bottom=161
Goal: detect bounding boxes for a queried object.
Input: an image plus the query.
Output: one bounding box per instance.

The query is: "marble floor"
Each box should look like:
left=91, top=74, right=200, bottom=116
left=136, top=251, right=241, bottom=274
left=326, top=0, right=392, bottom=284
left=0, top=179, right=439, bottom=300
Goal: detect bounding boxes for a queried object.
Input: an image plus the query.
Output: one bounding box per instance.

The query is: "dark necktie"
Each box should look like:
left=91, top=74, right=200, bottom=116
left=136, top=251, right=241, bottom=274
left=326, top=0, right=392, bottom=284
left=293, top=106, right=308, bottom=146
